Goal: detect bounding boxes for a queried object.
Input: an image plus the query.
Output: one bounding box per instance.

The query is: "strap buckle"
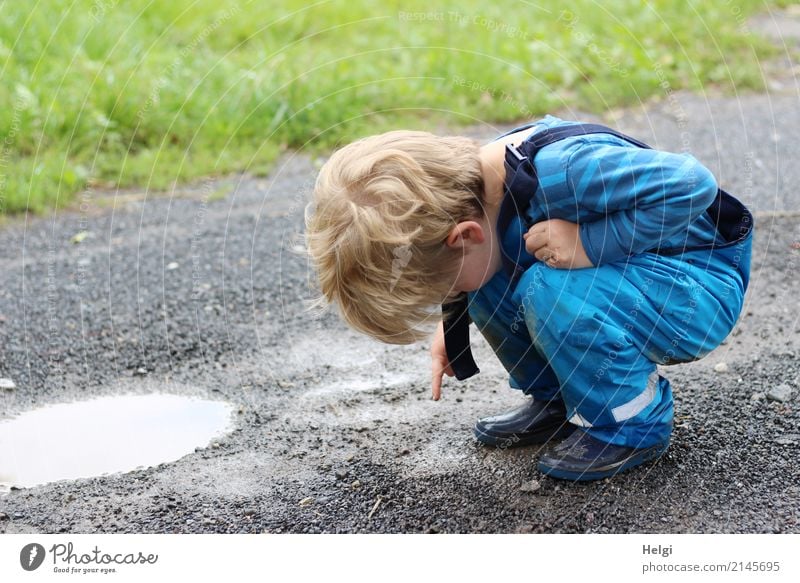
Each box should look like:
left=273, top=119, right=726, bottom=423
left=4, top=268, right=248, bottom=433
left=506, top=143, right=527, bottom=163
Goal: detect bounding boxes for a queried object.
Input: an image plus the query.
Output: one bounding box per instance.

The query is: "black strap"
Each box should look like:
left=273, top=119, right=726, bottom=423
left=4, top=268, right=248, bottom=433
left=442, top=295, right=479, bottom=380
left=443, top=122, right=751, bottom=381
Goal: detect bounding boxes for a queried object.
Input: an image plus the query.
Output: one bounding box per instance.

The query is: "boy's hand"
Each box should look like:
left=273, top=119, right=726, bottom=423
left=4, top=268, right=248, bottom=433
left=431, top=320, right=454, bottom=401
left=523, top=219, right=593, bottom=269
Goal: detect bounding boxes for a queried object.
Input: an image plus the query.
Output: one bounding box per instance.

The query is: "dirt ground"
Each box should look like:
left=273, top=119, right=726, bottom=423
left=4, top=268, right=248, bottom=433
left=1, top=10, right=799, bottom=534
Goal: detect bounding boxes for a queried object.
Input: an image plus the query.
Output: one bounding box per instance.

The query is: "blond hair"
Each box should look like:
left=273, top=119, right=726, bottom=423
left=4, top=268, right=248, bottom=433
left=305, top=130, right=485, bottom=344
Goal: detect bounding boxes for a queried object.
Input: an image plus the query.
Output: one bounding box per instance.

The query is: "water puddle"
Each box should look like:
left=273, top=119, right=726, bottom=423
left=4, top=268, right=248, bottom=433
left=0, top=393, right=233, bottom=492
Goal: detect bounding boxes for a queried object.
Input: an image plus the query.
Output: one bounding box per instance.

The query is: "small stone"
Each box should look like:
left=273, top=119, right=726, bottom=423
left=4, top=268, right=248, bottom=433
left=134, top=367, right=147, bottom=376
left=0, top=512, right=8, bottom=521
left=751, top=392, right=765, bottom=402
left=399, top=448, right=411, bottom=456
left=713, top=510, right=722, bottom=517
left=202, top=518, right=214, bottom=525
left=713, top=362, right=729, bottom=373
left=211, top=442, right=220, bottom=449
left=350, top=480, right=361, bottom=489
left=520, top=479, right=541, bottom=493
left=767, top=384, right=793, bottom=403
left=70, top=231, right=91, bottom=244
left=13, top=512, right=23, bottom=519
left=299, top=497, right=314, bottom=507
left=0, top=378, right=15, bottom=391
left=166, top=262, right=180, bottom=270
left=334, top=469, right=348, bottom=480
left=243, top=508, right=256, bottom=516
left=775, top=434, right=799, bottom=445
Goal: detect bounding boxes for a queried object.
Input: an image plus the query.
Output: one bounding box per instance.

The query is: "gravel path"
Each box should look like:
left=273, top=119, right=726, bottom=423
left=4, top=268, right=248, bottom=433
left=1, top=11, right=798, bottom=534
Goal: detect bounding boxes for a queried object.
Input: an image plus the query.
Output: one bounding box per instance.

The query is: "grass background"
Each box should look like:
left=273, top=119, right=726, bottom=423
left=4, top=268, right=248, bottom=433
left=0, top=0, right=789, bottom=214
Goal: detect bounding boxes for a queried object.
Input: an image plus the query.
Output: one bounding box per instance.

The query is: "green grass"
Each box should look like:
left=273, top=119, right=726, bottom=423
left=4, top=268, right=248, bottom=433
left=0, top=0, right=787, bottom=214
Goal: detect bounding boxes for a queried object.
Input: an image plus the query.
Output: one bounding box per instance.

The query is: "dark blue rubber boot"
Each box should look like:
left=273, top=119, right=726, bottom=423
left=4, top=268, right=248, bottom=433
left=474, top=397, right=575, bottom=448
left=537, top=429, right=670, bottom=481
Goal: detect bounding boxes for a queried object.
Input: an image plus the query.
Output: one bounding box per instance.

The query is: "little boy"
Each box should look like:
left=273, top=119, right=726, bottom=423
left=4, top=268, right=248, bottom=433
left=305, top=115, right=753, bottom=481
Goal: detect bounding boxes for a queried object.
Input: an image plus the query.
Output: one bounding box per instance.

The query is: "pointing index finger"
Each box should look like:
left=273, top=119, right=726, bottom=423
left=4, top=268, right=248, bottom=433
left=431, top=358, right=443, bottom=401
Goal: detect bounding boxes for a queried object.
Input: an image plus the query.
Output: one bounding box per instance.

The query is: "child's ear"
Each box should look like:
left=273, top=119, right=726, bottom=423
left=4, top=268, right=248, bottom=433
left=446, top=221, right=486, bottom=249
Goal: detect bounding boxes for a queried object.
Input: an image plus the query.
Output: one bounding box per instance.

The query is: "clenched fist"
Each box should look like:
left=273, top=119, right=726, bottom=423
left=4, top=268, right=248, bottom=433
left=523, top=219, right=593, bottom=269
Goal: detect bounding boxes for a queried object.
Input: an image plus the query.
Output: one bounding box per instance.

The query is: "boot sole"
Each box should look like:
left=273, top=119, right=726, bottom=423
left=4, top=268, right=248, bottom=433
left=537, top=441, right=670, bottom=481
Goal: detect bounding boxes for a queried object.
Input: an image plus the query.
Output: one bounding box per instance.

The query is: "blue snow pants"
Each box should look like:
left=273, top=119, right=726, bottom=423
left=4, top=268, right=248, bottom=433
left=467, top=246, right=749, bottom=449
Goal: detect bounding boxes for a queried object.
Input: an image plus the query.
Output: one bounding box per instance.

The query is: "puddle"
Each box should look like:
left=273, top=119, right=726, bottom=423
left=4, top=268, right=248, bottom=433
left=0, top=393, right=233, bottom=492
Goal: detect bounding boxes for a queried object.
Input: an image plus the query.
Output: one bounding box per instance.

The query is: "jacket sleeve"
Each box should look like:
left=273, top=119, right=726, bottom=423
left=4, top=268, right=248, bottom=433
left=567, top=139, right=718, bottom=266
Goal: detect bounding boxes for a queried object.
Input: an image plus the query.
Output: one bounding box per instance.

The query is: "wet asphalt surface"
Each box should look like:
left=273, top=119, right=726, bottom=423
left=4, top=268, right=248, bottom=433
left=1, top=14, right=799, bottom=534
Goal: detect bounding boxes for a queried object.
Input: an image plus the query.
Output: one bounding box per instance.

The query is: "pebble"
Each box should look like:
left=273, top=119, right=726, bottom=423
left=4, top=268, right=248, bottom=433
left=713, top=362, right=729, bottom=373
left=166, top=262, right=180, bottom=270
left=767, top=384, right=793, bottom=403
left=751, top=392, right=765, bottom=402
left=520, top=479, right=541, bottom=493
left=775, top=434, right=799, bottom=445
left=0, top=512, right=8, bottom=521
left=70, top=231, right=91, bottom=244
left=334, top=469, right=348, bottom=480
left=0, top=378, right=15, bottom=390
left=243, top=508, right=256, bottom=516
left=299, top=497, right=314, bottom=507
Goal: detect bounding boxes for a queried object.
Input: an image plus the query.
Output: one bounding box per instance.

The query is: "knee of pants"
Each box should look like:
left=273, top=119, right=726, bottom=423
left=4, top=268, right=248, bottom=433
left=519, top=265, right=590, bottom=342
left=649, top=275, right=744, bottom=364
